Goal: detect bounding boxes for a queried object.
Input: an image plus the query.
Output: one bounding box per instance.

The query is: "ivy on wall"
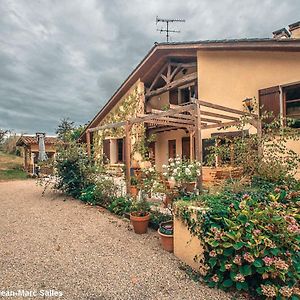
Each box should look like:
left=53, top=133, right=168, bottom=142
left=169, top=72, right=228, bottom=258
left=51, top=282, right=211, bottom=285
left=93, top=83, right=145, bottom=162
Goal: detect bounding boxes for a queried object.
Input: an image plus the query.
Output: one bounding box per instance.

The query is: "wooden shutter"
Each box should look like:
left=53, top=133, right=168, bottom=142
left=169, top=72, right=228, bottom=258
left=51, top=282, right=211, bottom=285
left=182, top=137, right=190, bottom=159
left=168, top=140, right=176, bottom=159
left=169, top=89, right=178, bottom=105
left=259, top=86, right=280, bottom=123
left=103, top=139, right=110, bottom=163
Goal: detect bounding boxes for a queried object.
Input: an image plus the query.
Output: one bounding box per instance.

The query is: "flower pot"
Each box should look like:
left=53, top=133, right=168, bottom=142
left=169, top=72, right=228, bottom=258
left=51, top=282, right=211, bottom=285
left=158, top=221, right=173, bottom=252
left=182, top=182, right=196, bottom=192
left=130, top=213, right=150, bottom=234
left=130, top=186, right=139, bottom=197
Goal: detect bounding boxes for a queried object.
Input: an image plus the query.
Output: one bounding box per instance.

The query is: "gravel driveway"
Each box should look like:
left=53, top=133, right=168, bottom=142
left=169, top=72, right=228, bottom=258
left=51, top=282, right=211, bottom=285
left=0, top=180, right=230, bottom=300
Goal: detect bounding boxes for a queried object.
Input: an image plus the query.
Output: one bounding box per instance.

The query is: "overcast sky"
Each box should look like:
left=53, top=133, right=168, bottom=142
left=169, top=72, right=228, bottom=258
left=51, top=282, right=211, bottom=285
left=0, top=0, right=299, bottom=134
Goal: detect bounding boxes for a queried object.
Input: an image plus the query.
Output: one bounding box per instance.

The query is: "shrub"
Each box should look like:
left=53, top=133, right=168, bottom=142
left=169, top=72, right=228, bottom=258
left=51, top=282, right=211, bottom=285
left=54, top=141, right=97, bottom=198
left=108, top=197, right=132, bottom=216
left=149, top=209, right=172, bottom=230
left=93, top=176, right=118, bottom=207
left=177, top=186, right=300, bottom=299
left=79, top=185, right=96, bottom=204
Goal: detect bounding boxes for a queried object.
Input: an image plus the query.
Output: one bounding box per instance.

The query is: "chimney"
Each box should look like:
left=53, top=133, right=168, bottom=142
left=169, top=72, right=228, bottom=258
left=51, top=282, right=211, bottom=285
left=272, top=27, right=291, bottom=39
left=288, top=21, right=300, bottom=39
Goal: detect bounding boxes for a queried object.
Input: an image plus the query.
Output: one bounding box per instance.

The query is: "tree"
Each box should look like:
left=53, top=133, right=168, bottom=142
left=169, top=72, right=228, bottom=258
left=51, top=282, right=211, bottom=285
left=0, top=129, right=9, bottom=144
left=55, top=118, right=84, bottom=142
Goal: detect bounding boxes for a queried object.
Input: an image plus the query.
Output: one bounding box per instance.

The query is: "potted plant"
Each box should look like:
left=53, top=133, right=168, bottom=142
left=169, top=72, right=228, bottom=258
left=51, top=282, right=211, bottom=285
left=130, top=197, right=151, bottom=234
left=130, top=177, right=139, bottom=197
left=158, top=220, right=173, bottom=252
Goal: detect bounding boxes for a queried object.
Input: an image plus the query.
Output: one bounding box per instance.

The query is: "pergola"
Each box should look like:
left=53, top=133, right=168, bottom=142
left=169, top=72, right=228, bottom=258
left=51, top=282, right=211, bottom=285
left=85, top=99, right=261, bottom=193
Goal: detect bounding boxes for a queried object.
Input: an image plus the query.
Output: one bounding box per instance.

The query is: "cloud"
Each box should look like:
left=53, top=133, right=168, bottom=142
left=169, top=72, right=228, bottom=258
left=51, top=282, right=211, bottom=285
left=0, top=0, right=299, bottom=134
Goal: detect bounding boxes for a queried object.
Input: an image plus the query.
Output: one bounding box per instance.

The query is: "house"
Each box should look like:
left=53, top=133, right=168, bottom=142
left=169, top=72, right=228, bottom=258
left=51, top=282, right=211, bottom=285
left=80, top=21, right=300, bottom=189
left=16, top=134, right=60, bottom=173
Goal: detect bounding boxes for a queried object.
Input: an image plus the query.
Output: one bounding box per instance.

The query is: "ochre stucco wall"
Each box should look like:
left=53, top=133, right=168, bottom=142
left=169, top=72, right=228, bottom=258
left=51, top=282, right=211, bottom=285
left=197, top=50, right=300, bottom=177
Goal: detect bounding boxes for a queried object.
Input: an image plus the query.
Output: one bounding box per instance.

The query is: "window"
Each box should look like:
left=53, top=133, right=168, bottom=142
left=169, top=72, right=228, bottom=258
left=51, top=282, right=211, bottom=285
left=182, top=137, right=191, bottom=159
left=168, top=140, right=176, bottom=159
left=284, top=84, right=300, bottom=128
left=179, top=85, right=196, bottom=104
left=116, top=138, right=124, bottom=162
left=103, top=139, right=110, bottom=164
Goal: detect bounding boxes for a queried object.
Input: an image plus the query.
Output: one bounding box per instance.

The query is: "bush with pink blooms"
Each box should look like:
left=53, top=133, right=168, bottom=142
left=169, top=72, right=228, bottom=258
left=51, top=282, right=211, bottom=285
left=177, top=185, right=300, bottom=299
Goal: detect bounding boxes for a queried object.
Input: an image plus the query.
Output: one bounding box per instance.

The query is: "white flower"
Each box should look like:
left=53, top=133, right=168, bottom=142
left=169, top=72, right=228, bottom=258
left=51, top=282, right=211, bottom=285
left=196, top=161, right=201, bottom=166
left=170, top=177, right=175, bottom=181
left=185, top=168, right=192, bottom=175
left=173, top=169, right=177, bottom=174
left=149, top=167, right=154, bottom=172
left=196, top=170, right=201, bottom=176
left=162, top=172, right=168, bottom=176
left=170, top=162, right=175, bottom=167
left=168, top=158, right=174, bottom=162
left=176, top=160, right=181, bottom=165
left=162, top=164, right=167, bottom=169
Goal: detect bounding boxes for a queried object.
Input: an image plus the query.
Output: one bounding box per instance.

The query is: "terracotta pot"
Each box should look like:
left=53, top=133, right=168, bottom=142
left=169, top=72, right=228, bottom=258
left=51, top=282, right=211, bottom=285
left=158, top=221, right=174, bottom=252
left=182, top=182, right=196, bottom=192
left=130, top=186, right=139, bottom=197
left=130, top=213, right=150, bottom=234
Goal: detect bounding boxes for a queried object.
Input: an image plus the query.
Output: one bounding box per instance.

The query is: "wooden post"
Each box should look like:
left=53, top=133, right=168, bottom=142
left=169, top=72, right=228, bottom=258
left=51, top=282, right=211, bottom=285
left=189, top=131, right=194, bottom=161
left=24, top=147, right=28, bottom=171
left=86, top=130, right=91, bottom=157
left=125, top=122, right=132, bottom=195
left=256, top=119, right=263, bottom=158
left=194, top=102, right=203, bottom=191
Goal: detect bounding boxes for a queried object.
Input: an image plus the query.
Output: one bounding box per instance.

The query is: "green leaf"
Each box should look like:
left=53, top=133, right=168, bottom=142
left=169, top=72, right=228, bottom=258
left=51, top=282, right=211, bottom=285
left=253, top=259, right=263, bottom=268
left=233, top=242, right=245, bottom=250
left=222, top=242, right=233, bottom=248
left=222, top=279, right=233, bottom=288
left=236, top=282, right=243, bottom=290
left=223, top=248, right=234, bottom=256
left=237, top=214, right=248, bottom=224
left=270, top=248, right=280, bottom=256
left=209, top=258, right=217, bottom=268
left=240, top=265, right=252, bottom=276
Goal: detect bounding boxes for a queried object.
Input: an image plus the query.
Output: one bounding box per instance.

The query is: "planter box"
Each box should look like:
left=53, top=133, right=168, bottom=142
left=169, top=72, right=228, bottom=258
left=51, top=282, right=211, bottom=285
left=174, top=206, right=206, bottom=273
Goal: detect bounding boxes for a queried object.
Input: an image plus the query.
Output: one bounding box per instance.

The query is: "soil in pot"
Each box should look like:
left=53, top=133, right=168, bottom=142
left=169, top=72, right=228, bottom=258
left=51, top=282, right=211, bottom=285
left=130, top=212, right=150, bottom=234
left=158, top=221, right=173, bottom=252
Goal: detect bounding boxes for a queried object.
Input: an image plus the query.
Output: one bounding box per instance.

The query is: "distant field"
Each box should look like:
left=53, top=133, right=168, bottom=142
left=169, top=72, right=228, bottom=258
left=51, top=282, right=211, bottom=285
left=0, top=151, right=28, bottom=181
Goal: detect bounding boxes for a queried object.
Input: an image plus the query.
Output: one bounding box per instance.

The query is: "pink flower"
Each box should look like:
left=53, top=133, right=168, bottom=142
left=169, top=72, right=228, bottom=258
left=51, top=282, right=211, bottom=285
left=287, top=224, right=300, bottom=234
left=262, top=256, right=274, bottom=266
left=225, top=263, right=232, bottom=270
left=242, top=193, right=250, bottom=200
left=253, top=229, right=261, bottom=236
left=273, top=258, right=289, bottom=271
left=209, top=250, right=217, bottom=257
left=243, top=252, right=255, bottom=263
left=233, top=255, right=242, bottom=266
left=211, top=274, right=219, bottom=283
left=234, top=273, right=245, bottom=282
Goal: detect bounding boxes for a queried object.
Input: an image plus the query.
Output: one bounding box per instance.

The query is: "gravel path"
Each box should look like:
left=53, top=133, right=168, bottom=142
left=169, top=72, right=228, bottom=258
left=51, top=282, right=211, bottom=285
left=0, top=180, right=230, bottom=300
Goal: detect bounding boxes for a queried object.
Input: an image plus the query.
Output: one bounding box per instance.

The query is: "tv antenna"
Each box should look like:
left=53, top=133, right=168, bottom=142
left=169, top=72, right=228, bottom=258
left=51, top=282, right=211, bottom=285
left=156, top=16, right=185, bottom=43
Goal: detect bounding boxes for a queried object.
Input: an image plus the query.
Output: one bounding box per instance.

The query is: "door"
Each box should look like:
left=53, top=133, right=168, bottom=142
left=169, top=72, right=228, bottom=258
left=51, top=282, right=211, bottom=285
left=168, top=140, right=176, bottom=159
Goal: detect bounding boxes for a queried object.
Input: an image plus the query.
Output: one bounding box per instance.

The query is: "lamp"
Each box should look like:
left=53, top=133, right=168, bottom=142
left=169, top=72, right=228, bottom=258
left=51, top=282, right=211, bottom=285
left=243, top=98, right=253, bottom=112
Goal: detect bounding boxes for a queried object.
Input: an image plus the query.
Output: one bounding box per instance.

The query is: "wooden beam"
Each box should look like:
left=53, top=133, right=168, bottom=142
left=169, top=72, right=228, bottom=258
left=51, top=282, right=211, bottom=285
left=147, top=126, right=183, bottom=134
left=125, top=122, right=132, bottom=195
left=194, top=102, right=203, bottom=191
left=89, top=121, right=126, bottom=132
left=204, top=120, right=242, bottom=129
left=189, top=131, right=194, bottom=161
left=198, top=99, right=255, bottom=117
left=156, top=116, right=195, bottom=125
left=144, top=119, right=194, bottom=129
left=146, top=72, right=197, bottom=98
left=86, top=131, right=91, bottom=157
left=200, top=110, right=240, bottom=121
left=201, top=117, right=222, bottom=124
left=149, top=63, right=168, bottom=92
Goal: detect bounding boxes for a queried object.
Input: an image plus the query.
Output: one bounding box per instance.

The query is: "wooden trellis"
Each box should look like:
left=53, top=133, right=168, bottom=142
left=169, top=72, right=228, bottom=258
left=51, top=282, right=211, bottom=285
left=86, top=99, right=261, bottom=193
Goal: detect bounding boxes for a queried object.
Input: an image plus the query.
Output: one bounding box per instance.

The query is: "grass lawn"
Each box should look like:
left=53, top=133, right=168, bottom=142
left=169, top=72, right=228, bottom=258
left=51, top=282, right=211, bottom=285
left=0, top=151, right=28, bottom=181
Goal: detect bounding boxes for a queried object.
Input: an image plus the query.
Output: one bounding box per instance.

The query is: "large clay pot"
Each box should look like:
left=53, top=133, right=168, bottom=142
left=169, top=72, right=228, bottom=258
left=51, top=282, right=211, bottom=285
left=158, top=221, right=173, bottom=252
left=130, top=213, right=150, bottom=234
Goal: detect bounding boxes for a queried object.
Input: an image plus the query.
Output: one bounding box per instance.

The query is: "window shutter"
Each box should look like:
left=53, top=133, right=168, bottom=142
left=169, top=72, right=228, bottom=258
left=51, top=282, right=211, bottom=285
left=103, top=139, right=110, bottom=163
left=259, top=86, right=280, bottom=123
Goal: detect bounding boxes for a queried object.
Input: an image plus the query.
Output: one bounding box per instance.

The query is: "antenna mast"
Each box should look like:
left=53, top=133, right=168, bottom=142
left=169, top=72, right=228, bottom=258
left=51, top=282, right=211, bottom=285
left=156, top=16, right=185, bottom=43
